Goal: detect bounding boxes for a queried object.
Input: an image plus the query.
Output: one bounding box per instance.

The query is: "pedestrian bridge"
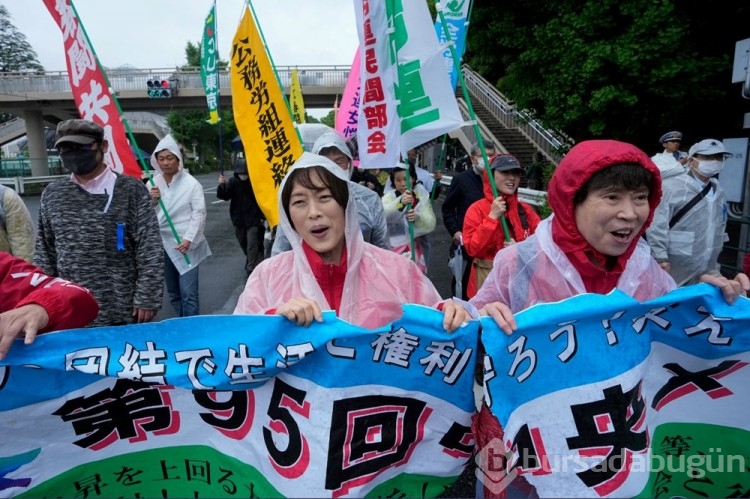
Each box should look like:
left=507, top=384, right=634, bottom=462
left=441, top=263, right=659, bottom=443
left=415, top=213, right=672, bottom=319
left=0, top=65, right=345, bottom=119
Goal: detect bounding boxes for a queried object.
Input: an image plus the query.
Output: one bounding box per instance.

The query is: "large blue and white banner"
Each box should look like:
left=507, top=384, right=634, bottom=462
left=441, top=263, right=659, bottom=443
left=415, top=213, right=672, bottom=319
left=0, top=305, right=479, bottom=498
left=481, top=284, right=750, bottom=498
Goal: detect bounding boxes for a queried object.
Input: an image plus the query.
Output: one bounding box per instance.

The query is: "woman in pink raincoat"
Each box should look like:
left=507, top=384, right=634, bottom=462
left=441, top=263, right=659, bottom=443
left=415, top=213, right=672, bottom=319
left=234, top=152, right=473, bottom=330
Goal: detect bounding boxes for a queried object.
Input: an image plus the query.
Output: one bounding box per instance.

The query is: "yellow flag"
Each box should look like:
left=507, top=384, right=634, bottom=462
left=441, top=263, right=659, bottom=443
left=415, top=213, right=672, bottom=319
left=230, top=6, right=303, bottom=227
left=290, top=68, right=306, bottom=124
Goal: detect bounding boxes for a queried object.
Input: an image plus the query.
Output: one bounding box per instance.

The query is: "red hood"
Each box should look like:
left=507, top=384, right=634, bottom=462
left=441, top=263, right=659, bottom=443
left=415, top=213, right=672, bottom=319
left=548, top=140, right=662, bottom=290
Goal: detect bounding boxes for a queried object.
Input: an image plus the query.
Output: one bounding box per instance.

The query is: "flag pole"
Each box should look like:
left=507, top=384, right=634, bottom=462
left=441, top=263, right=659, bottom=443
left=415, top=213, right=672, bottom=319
left=213, top=0, right=224, bottom=176
left=430, top=135, right=447, bottom=201
left=245, top=0, right=305, bottom=149
left=68, top=0, right=190, bottom=263
left=405, top=167, right=416, bottom=262
left=435, top=0, right=510, bottom=242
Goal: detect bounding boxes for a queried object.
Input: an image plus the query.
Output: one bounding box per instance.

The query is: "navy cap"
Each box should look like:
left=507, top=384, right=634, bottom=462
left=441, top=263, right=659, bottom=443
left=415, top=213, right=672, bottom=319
left=659, top=131, right=682, bottom=143
left=490, top=154, right=524, bottom=173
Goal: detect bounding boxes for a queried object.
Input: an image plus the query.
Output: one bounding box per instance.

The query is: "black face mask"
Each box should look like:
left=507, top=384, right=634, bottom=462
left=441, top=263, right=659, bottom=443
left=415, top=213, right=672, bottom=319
left=61, top=148, right=99, bottom=175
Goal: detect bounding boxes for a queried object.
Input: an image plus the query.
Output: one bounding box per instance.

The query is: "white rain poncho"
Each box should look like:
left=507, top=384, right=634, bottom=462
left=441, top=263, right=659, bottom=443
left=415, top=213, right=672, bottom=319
left=646, top=170, right=727, bottom=286
left=234, top=152, right=445, bottom=329
left=150, top=134, right=211, bottom=274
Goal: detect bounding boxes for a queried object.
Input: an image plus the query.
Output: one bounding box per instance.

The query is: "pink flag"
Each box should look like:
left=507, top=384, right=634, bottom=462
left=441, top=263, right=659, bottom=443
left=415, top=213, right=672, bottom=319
left=335, top=47, right=361, bottom=140
left=43, top=0, right=141, bottom=178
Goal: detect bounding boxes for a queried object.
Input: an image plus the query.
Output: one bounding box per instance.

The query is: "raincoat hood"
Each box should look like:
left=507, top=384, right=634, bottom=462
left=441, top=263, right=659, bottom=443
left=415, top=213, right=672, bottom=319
left=277, top=152, right=364, bottom=270
left=312, top=132, right=353, bottom=160
left=547, top=140, right=662, bottom=291
left=149, top=134, right=183, bottom=174
left=235, top=152, right=443, bottom=328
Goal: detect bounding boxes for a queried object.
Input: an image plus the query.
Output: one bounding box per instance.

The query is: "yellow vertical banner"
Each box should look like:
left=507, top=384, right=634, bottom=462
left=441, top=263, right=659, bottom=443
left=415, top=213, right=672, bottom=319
left=290, top=68, right=306, bottom=124
left=230, top=6, right=303, bottom=227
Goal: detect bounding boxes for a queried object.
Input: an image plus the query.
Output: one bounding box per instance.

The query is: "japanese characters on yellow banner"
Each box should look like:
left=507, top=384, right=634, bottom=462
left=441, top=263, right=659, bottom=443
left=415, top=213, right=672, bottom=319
left=290, top=68, right=306, bottom=124
left=230, top=6, right=303, bottom=227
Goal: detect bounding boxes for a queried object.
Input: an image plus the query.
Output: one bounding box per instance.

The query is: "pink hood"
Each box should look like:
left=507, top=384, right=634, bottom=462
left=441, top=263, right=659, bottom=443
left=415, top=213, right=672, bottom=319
left=234, top=152, right=442, bottom=328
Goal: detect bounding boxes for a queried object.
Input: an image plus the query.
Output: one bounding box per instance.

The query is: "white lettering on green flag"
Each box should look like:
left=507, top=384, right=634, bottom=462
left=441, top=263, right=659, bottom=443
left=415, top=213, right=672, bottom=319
left=201, top=4, right=220, bottom=124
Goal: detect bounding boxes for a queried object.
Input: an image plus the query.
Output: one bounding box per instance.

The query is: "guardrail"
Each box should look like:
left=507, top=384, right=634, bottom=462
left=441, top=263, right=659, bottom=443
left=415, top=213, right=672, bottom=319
left=462, top=66, right=570, bottom=163
left=440, top=174, right=547, bottom=206
left=0, top=65, right=351, bottom=95
left=0, top=174, right=67, bottom=194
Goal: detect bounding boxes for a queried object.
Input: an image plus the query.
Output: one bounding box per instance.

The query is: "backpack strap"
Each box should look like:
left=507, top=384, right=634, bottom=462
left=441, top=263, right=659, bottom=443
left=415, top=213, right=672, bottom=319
left=669, top=181, right=713, bottom=229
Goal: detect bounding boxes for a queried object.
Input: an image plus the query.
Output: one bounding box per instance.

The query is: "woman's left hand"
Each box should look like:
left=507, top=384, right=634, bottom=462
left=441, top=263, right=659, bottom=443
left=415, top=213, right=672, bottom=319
left=405, top=208, right=417, bottom=223
left=700, top=273, right=750, bottom=305
left=441, top=299, right=472, bottom=333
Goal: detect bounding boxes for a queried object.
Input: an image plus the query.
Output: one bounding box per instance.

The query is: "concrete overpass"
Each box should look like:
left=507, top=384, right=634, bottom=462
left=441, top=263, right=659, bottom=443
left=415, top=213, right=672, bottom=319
left=0, top=65, right=345, bottom=175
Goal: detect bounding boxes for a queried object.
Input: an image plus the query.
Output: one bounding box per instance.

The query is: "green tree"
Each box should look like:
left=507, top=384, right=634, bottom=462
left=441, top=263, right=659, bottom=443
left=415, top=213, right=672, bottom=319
left=464, top=0, right=749, bottom=149
left=166, top=109, right=237, bottom=171
left=319, top=110, right=336, bottom=128
left=181, top=40, right=229, bottom=71
left=0, top=5, right=44, bottom=124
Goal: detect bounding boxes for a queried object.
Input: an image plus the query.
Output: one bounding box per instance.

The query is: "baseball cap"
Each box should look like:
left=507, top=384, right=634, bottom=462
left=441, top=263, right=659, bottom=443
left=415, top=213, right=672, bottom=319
left=54, top=119, right=104, bottom=148
left=688, top=139, right=729, bottom=157
left=490, top=154, right=524, bottom=173
left=659, top=131, right=682, bottom=143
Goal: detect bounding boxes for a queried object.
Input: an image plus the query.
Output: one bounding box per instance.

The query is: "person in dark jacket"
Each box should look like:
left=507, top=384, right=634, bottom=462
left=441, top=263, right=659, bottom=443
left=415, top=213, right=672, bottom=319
left=441, top=140, right=496, bottom=298
left=217, top=158, right=265, bottom=275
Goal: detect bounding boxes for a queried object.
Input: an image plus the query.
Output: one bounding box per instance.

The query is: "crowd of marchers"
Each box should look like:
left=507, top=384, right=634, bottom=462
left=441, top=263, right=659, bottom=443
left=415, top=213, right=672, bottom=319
left=1, top=120, right=747, bottom=499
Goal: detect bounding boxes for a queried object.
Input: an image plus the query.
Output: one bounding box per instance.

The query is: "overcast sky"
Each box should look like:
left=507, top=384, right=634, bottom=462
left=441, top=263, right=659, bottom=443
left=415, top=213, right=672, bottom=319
left=5, top=0, right=359, bottom=72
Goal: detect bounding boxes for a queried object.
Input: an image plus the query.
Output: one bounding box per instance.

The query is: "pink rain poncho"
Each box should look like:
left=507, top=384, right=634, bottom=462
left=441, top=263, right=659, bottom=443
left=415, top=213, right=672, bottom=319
left=234, top=152, right=444, bottom=329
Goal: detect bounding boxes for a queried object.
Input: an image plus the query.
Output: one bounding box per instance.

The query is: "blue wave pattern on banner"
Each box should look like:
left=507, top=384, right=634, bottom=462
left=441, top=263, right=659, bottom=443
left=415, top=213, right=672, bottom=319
left=0, top=305, right=479, bottom=413
left=481, top=283, right=750, bottom=425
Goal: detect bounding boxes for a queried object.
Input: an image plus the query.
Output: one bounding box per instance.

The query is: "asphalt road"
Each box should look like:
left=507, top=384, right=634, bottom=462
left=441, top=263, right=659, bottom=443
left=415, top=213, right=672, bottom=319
left=21, top=173, right=457, bottom=320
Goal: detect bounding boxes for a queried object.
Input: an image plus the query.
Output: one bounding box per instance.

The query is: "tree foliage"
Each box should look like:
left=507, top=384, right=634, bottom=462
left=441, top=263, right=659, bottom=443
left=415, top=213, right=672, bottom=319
left=166, top=109, right=238, bottom=169
left=319, top=110, right=336, bottom=128
left=464, top=0, right=750, bottom=149
left=180, top=41, right=229, bottom=71
left=0, top=5, right=44, bottom=124
left=0, top=5, right=44, bottom=74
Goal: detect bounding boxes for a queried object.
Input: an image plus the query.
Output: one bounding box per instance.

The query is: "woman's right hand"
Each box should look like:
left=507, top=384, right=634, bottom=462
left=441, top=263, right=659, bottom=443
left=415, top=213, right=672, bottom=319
left=480, top=302, right=517, bottom=335
left=405, top=208, right=417, bottom=223
left=489, top=197, right=507, bottom=220
left=401, top=190, right=415, bottom=206
left=276, top=297, right=323, bottom=326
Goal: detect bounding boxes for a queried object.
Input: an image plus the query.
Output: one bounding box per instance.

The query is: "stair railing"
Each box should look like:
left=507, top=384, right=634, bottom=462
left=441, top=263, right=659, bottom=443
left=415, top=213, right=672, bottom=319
left=462, top=66, right=571, bottom=163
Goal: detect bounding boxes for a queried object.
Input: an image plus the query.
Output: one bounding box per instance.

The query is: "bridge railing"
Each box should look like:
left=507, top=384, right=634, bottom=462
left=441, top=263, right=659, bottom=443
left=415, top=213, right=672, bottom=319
left=462, top=65, right=571, bottom=162
left=0, top=65, right=351, bottom=94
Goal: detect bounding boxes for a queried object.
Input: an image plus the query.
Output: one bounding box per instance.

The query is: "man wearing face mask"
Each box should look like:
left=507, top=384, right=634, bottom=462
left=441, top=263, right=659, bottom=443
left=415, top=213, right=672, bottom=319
left=34, top=119, right=164, bottom=326
left=646, top=138, right=731, bottom=286
left=271, top=131, right=390, bottom=255
left=441, top=140, right=496, bottom=298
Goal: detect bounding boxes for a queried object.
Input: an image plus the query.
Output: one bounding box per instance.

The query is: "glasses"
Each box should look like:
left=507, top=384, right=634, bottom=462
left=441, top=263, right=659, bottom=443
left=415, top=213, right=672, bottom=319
left=58, top=142, right=97, bottom=153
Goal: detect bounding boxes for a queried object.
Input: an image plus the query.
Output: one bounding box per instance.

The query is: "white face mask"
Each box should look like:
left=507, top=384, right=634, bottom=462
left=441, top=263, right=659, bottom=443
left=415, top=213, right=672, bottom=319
left=475, top=158, right=485, bottom=171
left=696, top=159, right=724, bottom=178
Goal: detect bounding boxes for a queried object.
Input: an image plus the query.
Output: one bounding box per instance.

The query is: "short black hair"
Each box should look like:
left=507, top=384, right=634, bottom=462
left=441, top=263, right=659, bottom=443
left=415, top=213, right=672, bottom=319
left=389, top=163, right=418, bottom=187
left=574, top=163, right=655, bottom=206
left=281, top=166, right=349, bottom=230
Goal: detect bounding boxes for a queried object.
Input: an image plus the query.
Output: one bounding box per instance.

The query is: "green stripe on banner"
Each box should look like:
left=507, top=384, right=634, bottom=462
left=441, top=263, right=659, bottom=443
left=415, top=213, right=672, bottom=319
left=17, top=446, right=282, bottom=498
left=637, top=423, right=750, bottom=498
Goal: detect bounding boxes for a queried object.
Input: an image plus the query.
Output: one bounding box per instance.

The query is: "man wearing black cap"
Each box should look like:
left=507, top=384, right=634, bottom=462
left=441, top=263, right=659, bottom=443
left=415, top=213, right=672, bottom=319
left=34, top=119, right=164, bottom=326
left=651, top=130, right=688, bottom=173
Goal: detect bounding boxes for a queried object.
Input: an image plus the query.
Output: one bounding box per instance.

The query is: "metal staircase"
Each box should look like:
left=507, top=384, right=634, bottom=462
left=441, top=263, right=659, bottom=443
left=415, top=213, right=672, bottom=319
left=452, top=66, right=571, bottom=167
